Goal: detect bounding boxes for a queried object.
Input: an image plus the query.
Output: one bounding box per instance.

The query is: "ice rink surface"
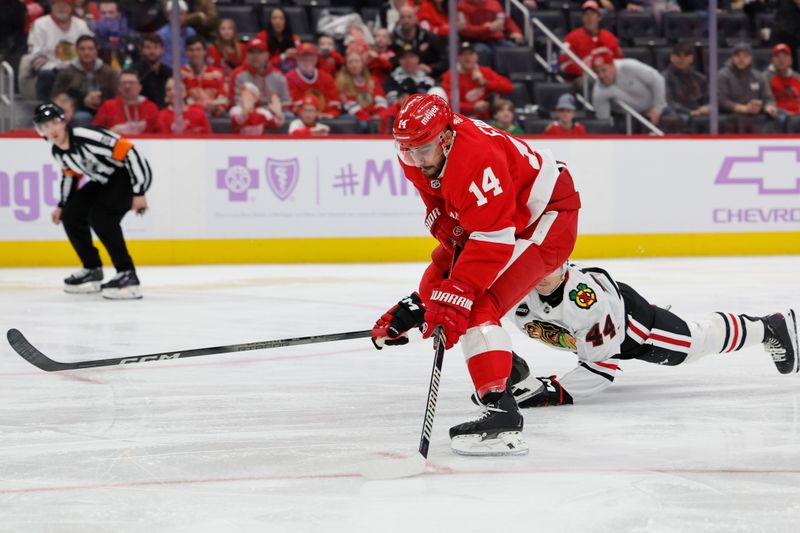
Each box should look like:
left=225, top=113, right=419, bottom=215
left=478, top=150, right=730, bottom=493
left=1, top=256, right=799, bottom=533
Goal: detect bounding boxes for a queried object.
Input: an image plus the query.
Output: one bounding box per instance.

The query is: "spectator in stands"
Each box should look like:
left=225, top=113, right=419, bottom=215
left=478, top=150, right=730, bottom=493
left=52, top=35, right=117, bottom=126
left=418, top=0, right=450, bottom=37
left=766, top=43, right=800, bottom=115
left=0, top=1, right=29, bottom=82
left=561, top=1, right=623, bottom=79
left=625, top=0, right=680, bottom=22
left=662, top=41, right=708, bottom=123
left=134, top=33, right=172, bottom=109
left=382, top=77, right=418, bottom=132
left=380, top=0, right=411, bottom=33
left=366, top=28, right=395, bottom=85
left=73, top=0, right=100, bottom=29
left=718, top=42, right=779, bottom=133
left=771, top=0, right=800, bottom=55
left=457, top=0, right=524, bottom=60
left=544, top=93, right=588, bottom=136
left=185, top=0, right=217, bottom=40
left=336, top=50, right=388, bottom=131
left=181, top=35, right=229, bottom=116
left=257, top=7, right=301, bottom=74
left=95, top=0, right=131, bottom=69
left=53, top=92, right=78, bottom=124
left=383, top=46, right=437, bottom=104
left=92, top=69, right=160, bottom=133
left=157, top=78, right=211, bottom=134
left=27, top=0, right=94, bottom=100
left=591, top=49, right=667, bottom=126
left=230, top=81, right=285, bottom=135
left=230, top=38, right=292, bottom=115
left=441, top=42, right=512, bottom=119
left=121, top=0, right=166, bottom=34
left=208, top=18, right=247, bottom=76
left=286, top=43, right=342, bottom=118
left=289, top=95, right=331, bottom=136
left=489, top=98, right=523, bottom=134
left=318, top=35, right=345, bottom=79
left=391, top=5, right=447, bottom=77
left=157, top=0, right=196, bottom=68
left=23, top=0, right=48, bottom=33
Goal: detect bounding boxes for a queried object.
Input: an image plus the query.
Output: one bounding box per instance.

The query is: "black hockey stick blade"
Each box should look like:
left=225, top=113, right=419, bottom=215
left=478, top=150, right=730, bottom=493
left=6, top=328, right=371, bottom=372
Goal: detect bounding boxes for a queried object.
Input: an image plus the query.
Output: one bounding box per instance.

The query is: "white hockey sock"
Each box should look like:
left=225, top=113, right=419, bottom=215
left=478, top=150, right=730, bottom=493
left=684, top=313, right=765, bottom=363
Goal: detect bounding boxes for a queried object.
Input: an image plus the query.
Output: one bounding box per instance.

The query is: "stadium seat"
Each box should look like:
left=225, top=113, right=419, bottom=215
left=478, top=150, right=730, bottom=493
left=311, top=6, right=354, bottom=36
left=699, top=47, right=732, bottom=74
left=321, top=116, right=359, bottom=134
left=494, top=47, right=537, bottom=76
left=209, top=117, right=233, bottom=134
left=567, top=11, right=616, bottom=32
left=621, top=46, right=654, bottom=67
left=217, top=5, right=259, bottom=35
left=663, top=12, right=707, bottom=42
left=632, top=36, right=668, bottom=47
left=522, top=116, right=553, bottom=134
left=582, top=118, right=617, bottom=134
left=717, top=12, right=750, bottom=41
left=751, top=47, right=773, bottom=71
left=242, top=0, right=282, bottom=4
left=509, top=82, right=532, bottom=109
left=654, top=46, right=674, bottom=72
left=294, top=0, right=332, bottom=6
left=360, top=7, right=381, bottom=27
left=532, top=11, right=568, bottom=41
left=615, top=12, right=658, bottom=46
left=787, top=115, right=800, bottom=134
left=533, top=82, right=574, bottom=116
left=265, top=6, right=312, bottom=41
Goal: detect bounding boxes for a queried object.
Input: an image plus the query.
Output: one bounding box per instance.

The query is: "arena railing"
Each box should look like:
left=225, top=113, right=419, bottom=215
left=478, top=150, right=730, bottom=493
left=0, top=62, right=14, bottom=133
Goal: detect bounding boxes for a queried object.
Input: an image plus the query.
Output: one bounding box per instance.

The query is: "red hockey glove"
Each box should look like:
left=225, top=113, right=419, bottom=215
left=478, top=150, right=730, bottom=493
left=422, top=280, right=475, bottom=350
left=371, top=292, right=426, bottom=349
left=513, top=376, right=573, bottom=408
left=425, top=207, right=468, bottom=251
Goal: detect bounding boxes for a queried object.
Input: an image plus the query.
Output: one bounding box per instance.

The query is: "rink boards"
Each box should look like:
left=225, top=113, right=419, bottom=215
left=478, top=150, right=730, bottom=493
left=1, top=135, right=799, bottom=265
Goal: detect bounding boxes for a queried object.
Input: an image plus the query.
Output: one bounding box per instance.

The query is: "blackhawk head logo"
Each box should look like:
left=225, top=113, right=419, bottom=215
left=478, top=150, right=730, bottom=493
left=569, top=283, right=597, bottom=309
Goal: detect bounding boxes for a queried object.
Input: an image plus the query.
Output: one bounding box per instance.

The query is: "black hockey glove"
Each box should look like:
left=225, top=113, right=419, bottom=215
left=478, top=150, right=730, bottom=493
left=371, top=292, right=426, bottom=349
left=513, top=376, right=573, bottom=408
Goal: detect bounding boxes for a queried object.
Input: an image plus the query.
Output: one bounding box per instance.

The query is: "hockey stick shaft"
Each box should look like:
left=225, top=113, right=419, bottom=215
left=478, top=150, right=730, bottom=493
left=6, top=328, right=371, bottom=372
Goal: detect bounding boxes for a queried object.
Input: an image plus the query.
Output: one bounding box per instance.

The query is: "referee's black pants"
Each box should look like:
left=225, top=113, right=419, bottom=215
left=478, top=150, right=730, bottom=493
left=60, top=174, right=135, bottom=273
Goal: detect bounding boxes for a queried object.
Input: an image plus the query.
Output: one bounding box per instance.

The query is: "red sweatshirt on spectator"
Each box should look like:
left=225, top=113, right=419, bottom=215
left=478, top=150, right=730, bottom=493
left=418, top=0, right=450, bottom=37
left=560, top=28, right=623, bottom=78
left=367, top=50, right=395, bottom=85
left=770, top=70, right=800, bottom=114
left=543, top=122, right=587, bottom=136
left=457, top=0, right=521, bottom=43
left=340, top=77, right=388, bottom=120
left=441, top=66, right=513, bottom=118
left=92, top=96, right=160, bottom=134
left=208, top=42, right=247, bottom=74
left=286, top=68, right=341, bottom=117
left=318, top=50, right=344, bottom=79
left=181, top=64, right=230, bottom=113
left=230, top=106, right=283, bottom=135
left=256, top=30, right=301, bottom=70
left=157, top=104, right=212, bottom=134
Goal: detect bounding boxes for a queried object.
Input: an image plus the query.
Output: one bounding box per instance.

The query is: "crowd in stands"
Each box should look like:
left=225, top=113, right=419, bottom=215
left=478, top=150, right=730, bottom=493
left=0, top=0, right=798, bottom=135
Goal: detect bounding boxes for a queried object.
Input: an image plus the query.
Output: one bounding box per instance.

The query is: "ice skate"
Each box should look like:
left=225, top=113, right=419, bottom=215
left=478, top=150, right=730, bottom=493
left=451, top=388, right=528, bottom=456
left=100, top=270, right=142, bottom=300
left=762, top=309, right=798, bottom=374
left=63, top=267, right=103, bottom=294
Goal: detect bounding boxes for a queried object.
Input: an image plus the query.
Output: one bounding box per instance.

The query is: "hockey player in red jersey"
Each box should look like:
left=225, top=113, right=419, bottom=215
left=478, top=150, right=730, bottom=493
left=371, top=93, right=581, bottom=456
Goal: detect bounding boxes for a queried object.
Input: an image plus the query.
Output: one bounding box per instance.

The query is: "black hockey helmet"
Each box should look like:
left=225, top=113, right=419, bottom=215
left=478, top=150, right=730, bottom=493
left=33, top=103, right=66, bottom=134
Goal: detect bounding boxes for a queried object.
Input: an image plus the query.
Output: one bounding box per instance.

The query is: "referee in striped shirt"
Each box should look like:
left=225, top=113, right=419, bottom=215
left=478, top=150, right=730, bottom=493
left=33, top=103, right=152, bottom=299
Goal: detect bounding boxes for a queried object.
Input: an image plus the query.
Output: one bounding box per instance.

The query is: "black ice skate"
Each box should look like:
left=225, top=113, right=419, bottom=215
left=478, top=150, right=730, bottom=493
left=470, top=352, right=530, bottom=406
left=100, top=270, right=142, bottom=300
left=451, top=388, right=528, bottom=456
left=762, top=309, right=798, bottom=374
left=63, top=267, right=103, bottom=294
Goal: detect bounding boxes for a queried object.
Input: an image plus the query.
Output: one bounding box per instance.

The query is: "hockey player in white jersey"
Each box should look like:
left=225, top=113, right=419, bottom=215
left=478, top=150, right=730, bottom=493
left=499, top=262, right=798, bottom=408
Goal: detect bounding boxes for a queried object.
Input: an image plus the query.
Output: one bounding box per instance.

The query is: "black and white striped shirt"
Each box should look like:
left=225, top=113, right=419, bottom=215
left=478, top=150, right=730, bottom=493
left=52, top=127, right=153, bottom=206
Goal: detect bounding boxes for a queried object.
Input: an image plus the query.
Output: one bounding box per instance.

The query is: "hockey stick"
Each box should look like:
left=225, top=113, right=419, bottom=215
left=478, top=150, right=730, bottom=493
left=6, top=328, right=372, bottom=372
left=359, top=327, right=446, bottom=480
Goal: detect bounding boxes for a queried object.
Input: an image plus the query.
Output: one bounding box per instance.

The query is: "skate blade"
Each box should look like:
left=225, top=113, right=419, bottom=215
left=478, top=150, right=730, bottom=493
left=451, top=431, right=529, bottom=456
left=63, top=282, right=101, bottom=294
left=101, top=286, right=143, bottom=300
left=359, top=453, right=427, bottom=480
left=787, top=309, right=798, bottom=373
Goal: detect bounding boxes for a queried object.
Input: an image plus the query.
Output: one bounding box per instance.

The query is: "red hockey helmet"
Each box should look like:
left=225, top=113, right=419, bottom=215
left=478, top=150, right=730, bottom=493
left=393, top=94, right=453, bottom=166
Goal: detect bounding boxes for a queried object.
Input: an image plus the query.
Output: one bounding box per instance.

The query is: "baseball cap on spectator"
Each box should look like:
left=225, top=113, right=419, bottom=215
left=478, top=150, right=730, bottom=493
left=772, top=43, right=792, bottom=56
left=165, top=1, right=188, bottom=11
left=731, top=42, right=752, bottom=55
left=589, top=49, right=614, bottom=67
left=671, top=42, right=694, bottom=56
left=581, top=1, right=601, bottom=13
left=555, top=93, right=577, bottom=111
left=397, top=43, right=419, bottom=58
left=297, top=43, right=318, bottom=57
left=459, top=42, right=477, bottom=55
left=247, top=38, right=268, bottom=53
left=300, top=95, right=320, bottom=109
